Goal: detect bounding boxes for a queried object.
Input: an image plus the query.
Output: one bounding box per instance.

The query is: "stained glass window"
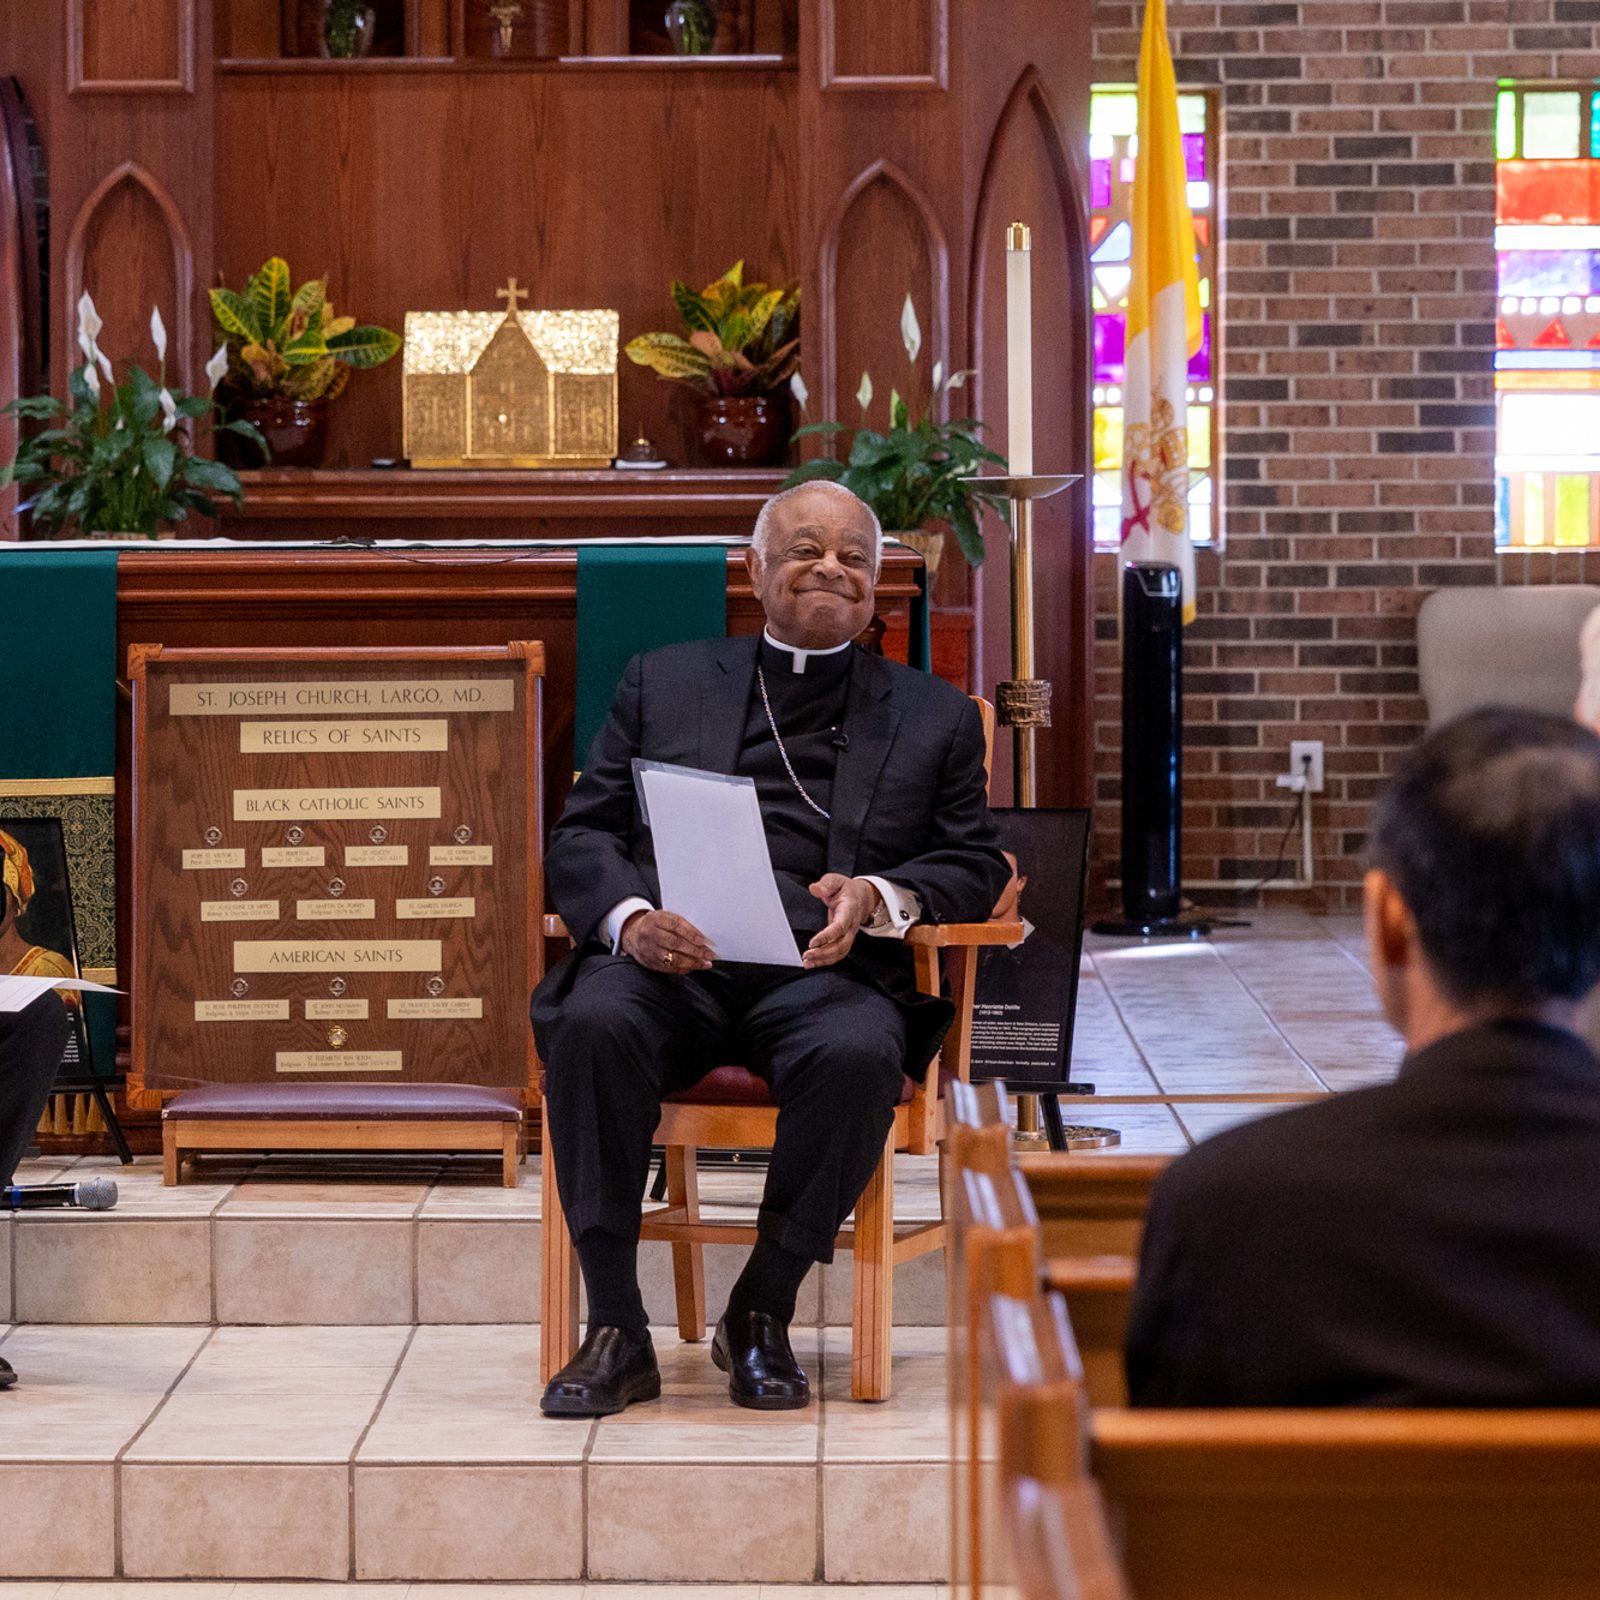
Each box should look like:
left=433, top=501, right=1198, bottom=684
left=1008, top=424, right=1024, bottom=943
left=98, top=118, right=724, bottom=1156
left=1496, top=81, right=1600, bottom=549
left=1090, top=84, right=1220, bottom=549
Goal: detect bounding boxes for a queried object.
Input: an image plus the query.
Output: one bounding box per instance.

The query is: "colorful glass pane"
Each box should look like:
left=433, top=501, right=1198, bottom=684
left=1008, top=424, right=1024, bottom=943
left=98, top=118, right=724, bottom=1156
left=1496, top=249, right=1600, bottom=297
left=1556, top=474, right=1592, bottom=544
left=1523, top=92, right=1581, bottom=159
left=1497, top=89, right=1518, bottom=160
left=1092, top=220, right=1132, bottom=262
left=1091, top=158, right=1112, bottom=209
left=1183, top=133, right=1205, bottom=182
left=1093, top=406, right=1124, bottom=472
left=1094, top=314, right=1126, bottom=385
left=1592, top=95, right=1600, bottom=158
left=1178, top=94, right=1206, bottom=135
left=1091, top=93, right=1137, bottom=136
left=1187, top=313, right=1212, bottom=382
left=1188, top=406, right=1212, bottom=469
left=1497, top=160, right=1600, bottom=227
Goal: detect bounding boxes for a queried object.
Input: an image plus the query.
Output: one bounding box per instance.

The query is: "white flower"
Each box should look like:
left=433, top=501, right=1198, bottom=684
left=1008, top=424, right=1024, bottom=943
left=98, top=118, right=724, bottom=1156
left=95, top=346, right=114, bottom=384
left=899, top=294, right=922, bottom=363
left=932, top=360, right=943, bottom=391
left=946, top=369, right=970, bottom=391
left=77, top=291, right=103, bottom=348
left=856, top=370, right=874, bottom=412
left=205, top=343, right=229, bottom=393
left=83, top=365, right=101, bottom=402
left=159, top=388, right=178, bottom=433
left=150, top=306, right=168, bottom=365
left=790, top=372, right=809, bottom=410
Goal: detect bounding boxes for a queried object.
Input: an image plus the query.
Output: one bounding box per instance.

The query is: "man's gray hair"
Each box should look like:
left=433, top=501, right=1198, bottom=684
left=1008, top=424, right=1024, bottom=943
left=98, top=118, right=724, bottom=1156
left=750, top=479, right=883, bottom=574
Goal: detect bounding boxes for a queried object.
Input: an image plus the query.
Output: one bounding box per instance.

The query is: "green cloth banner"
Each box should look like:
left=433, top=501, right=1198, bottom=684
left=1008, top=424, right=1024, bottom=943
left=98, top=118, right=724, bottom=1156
left=575, top=545, right=729, bottom=765
left=0, top=547, right=120, bottom=1075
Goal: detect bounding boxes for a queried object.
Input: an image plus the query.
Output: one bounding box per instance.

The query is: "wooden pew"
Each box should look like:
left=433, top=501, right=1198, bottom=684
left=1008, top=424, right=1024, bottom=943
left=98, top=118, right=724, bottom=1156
left=946, top=1079, right=1042, bottom=1600
left=1019, top=1152, right=1172, bottom=1258
left=1093, top=1407, right=1600, bottom=1600
left=987, top=1289, right=1131, bottom=1600
left=1043, top=1254, right=1136, bottom=1409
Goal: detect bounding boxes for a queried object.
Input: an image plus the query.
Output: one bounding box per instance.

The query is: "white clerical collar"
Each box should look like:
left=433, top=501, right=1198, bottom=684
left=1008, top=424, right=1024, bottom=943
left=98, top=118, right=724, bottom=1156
left=762, top=629, right=853, bottom=674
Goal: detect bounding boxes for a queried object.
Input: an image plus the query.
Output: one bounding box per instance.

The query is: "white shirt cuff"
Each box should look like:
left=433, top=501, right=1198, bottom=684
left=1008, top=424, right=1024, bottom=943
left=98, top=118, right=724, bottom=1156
left=605, top=896, right=654, bottom=953
left=860, top=876, right=920, bottom=939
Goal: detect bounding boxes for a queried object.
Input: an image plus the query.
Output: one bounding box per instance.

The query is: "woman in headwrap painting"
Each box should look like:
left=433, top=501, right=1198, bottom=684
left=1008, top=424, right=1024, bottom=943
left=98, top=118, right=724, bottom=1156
left=0, top=828, right=74, bottom=981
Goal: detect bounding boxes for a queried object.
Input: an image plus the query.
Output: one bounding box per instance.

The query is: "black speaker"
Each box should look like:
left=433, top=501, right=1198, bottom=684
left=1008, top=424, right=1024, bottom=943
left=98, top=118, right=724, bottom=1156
left=1093, top=562, right=1208, bottom=939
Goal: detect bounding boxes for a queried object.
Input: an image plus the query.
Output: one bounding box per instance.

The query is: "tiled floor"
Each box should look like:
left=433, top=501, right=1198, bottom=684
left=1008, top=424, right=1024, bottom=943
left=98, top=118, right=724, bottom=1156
left=0, top=911, right=1404, bottom=1584
left=0, top=1587, right=933, bottom=1598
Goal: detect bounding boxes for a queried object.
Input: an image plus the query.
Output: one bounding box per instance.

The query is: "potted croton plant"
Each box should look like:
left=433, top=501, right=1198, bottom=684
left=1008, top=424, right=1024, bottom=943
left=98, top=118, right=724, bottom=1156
left=782, top=294, right=1007, bottom=575
left=209, top=257, right=400, bottom=468
left=0, top=293, right=261, bottom=539
left=625, top=262, right=800, bottom=466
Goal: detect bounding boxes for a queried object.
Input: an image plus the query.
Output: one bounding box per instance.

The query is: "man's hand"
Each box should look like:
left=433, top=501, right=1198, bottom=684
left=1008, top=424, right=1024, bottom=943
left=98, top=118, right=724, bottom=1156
left=620, top=909, right=715, bottom=975
left=804, top=874, right=880, bottom=970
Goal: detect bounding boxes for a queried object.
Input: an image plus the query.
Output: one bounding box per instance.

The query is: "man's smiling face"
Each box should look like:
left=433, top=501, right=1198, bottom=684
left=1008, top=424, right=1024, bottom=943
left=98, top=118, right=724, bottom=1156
left=745, top=486, right=879, bottom=650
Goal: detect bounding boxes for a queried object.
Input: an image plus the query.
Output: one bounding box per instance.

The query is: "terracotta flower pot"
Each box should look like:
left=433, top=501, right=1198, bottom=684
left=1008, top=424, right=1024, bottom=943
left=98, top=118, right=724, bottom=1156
left=227, top=396, right=328, bottom=469
left=696, top=393, right=787, bottom=467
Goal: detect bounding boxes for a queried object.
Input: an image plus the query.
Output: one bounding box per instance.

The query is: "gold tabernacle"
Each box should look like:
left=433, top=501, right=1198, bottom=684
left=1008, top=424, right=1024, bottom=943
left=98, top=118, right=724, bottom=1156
left=403, top=279, right=619, bottom=468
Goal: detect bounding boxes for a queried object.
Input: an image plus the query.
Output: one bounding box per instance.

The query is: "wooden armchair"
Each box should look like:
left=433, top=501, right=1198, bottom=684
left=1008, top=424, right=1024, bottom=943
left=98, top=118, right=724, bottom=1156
left=540, top=698, right=1020, bottom=1401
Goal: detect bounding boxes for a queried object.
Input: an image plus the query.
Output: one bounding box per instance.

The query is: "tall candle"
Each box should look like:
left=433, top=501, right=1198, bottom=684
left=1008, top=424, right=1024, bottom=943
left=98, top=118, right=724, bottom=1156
left=1005, top=221, right=1034, bottom=477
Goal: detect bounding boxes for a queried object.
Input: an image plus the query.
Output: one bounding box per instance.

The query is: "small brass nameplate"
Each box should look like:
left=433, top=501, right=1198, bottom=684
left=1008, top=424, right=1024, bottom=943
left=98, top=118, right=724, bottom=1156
left=233, top=787, right=442, bottom=821
left=183, top=848, right=246, bottom=870
left=387, top=997, right=484, bottom=1019
left=233, top=940, right=443, bottom=972
left=277, top=1050, right=403, bottom=1074
left=195, top=999, right=291, bottom=1022
left=430, top=845, right=494, bottom=866
left=306, top=998, right=370, bottom=1019
left=345, top=845, right=410, bottom=866
left=201, top=900, right=280, bottom=922
left=396, top=897, right=476, bottom=919
left=241, top=719, right=451, bottom=754
left=263, top=846, right=326, bottom=867
left=172, top=680, right=515, bottom=716
left=297, top=898, right=377, bottom=921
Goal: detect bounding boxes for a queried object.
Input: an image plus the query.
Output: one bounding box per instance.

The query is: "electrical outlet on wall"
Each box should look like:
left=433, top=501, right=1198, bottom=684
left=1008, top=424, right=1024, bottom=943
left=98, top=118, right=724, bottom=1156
left=1290, top=740, right=1325, bottom=793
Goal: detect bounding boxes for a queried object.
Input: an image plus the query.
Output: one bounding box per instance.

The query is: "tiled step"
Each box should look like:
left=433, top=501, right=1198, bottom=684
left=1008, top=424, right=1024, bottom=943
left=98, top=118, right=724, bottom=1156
left=0, top=1323, right=948, bottom=1585
left=1, top=1155, right=948, bottom=1330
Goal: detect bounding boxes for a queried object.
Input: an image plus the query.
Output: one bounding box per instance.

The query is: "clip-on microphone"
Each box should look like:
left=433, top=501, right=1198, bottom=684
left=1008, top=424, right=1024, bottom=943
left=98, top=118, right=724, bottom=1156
left=1, top=1175, right=119, bottom=1211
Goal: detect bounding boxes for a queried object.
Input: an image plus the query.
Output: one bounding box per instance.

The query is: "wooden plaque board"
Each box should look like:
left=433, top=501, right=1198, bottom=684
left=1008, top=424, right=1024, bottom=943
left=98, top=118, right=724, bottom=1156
left=128, top=644, right=544, bottom=1109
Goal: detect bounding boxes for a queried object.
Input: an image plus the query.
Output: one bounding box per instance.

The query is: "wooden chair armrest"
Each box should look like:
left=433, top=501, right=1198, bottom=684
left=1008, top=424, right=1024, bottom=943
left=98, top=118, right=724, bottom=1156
left=907, top=919, right=1023, bottom=948
left=543, top=914, right=569, bottom=940
left=1044, top=1254, right=1139, bottom=1296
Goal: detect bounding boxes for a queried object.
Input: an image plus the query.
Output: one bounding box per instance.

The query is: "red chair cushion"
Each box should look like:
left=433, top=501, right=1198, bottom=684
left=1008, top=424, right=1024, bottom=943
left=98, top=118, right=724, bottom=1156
left=663, top=1064, right=917, bottom=1106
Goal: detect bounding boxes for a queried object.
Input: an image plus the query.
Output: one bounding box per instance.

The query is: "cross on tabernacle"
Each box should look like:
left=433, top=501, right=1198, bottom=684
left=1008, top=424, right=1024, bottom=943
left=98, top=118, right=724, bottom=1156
left=496, top=277, right=528, bottom=312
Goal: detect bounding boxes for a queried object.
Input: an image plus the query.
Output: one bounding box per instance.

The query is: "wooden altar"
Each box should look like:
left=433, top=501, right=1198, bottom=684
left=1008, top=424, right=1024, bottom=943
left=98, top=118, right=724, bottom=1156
left=0, top=0, right=1094, bottom=809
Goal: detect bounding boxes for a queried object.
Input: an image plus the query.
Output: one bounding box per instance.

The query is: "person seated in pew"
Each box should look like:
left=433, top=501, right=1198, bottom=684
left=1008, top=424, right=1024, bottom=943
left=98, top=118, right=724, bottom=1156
left=530, top=480, right=1010, bottom=1416
left=1126, top=707, right=1600, bottom=1407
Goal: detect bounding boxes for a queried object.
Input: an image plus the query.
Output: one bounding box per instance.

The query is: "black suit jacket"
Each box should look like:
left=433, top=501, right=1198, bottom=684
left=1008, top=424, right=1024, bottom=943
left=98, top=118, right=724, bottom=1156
left=532, top=636, right=1011, bottom=1076
left=1125, top=1020, right=1600, bottom=1407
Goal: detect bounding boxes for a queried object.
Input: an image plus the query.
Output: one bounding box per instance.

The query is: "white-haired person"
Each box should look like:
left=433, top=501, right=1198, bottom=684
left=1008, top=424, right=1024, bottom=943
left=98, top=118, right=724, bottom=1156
left=530, top=480, right=1010, bottom=1417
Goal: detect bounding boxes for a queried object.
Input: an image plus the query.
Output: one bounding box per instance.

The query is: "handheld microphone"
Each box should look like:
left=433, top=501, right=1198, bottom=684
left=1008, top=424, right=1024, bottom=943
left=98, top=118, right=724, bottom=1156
left=0, top=1176, right=119, bottom=1212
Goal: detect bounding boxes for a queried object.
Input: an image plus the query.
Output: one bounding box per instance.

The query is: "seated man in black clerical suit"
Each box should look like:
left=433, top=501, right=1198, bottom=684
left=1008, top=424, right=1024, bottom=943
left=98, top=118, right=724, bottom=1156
left=531, top=481, right=1009, bottom=1416
left=1126, top=708, right=1600, bottom=1408
left=0, top=989, right=69, bottom=1390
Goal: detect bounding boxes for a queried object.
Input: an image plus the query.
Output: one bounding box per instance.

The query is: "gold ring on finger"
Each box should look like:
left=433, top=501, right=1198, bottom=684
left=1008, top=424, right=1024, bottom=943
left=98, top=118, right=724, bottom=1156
left=664, top=951, right=675, bottom=968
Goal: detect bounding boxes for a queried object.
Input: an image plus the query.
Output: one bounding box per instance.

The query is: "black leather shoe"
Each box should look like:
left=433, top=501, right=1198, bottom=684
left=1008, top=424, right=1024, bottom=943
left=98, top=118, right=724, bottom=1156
left=0, top=1356, right=15, bottom=1390
left=712, top=1311, right=811, bottom=1410
left=541, top=1325, right=660, bottom=1417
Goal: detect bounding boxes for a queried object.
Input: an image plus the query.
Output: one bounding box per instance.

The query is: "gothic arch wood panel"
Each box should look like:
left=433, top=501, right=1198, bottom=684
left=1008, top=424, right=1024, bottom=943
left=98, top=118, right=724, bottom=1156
left=969, top=68, right=1093, bottom=806
left=817, top=160, right=950, bottom=438
left=65, top=163, right=195, bottom=388
left=818, top=0, right=948, bottom=91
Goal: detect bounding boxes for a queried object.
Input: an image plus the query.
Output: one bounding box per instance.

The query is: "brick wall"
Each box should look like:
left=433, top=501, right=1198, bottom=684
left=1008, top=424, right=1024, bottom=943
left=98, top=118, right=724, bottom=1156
left=1089, top=0, right=1600, bottom=909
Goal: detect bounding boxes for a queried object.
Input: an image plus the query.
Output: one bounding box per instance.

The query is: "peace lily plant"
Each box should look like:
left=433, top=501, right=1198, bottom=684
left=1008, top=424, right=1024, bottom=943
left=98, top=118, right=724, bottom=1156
left=782, top=293, right=1007, bottom=569
left=0, top=294, right=262, bottom=538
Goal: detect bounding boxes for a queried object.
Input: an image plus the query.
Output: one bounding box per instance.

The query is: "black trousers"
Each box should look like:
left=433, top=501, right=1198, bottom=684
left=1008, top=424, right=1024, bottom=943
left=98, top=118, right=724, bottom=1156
left=538, top=955, right=907, bottom=1263
left=0, top=993, right=69, bottom=1188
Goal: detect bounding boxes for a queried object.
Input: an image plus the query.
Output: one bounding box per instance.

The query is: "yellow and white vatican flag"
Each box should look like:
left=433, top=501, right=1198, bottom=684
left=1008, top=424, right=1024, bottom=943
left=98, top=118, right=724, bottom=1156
left=1120, top=0, right=1205, bottom=623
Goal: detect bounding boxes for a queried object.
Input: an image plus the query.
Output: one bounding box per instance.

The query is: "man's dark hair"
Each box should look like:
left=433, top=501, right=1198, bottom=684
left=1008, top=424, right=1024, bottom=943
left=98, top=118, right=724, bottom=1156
left=1368, top=707, right=1600, bottom=1005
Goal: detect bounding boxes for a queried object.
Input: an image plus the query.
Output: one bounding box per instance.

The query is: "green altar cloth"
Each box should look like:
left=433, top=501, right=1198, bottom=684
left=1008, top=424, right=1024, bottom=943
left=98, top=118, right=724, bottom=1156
left=0, top=547, right=120, bottom=1072
left=575, top=545, right=729, bottom=764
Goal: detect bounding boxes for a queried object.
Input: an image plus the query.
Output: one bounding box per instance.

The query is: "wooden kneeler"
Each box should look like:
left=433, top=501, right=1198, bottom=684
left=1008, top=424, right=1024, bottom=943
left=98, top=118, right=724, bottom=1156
left=161, top=1082, right=525, bottom=1185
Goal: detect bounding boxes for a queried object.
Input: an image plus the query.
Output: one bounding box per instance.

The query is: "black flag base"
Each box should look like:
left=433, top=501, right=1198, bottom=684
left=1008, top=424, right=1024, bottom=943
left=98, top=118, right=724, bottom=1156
left=1090, top=914, right=1213, bottom=939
